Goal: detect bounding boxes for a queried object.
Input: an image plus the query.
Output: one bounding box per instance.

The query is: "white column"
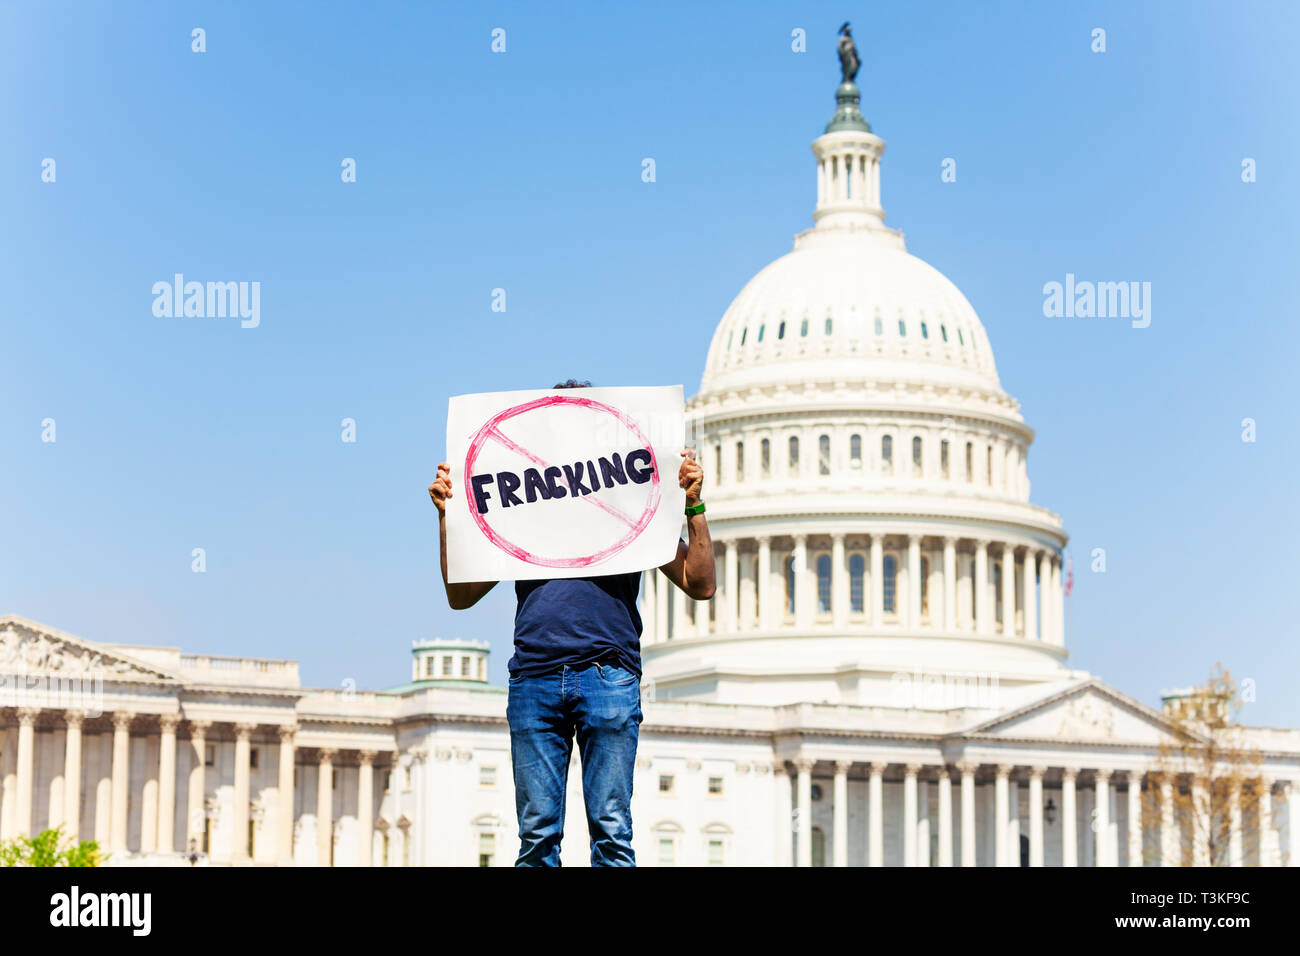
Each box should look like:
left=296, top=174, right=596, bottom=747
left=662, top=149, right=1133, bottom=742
left=723, top=539, right=739, bottom=633
left=1061, top=767, right=1078, bottom=868
left=232, top=722, right=254, bottom=863
left=317, top=748, right=336, bottom=866
left=793, top=535, right=812, bottom=629
left=1001, top=543, right=1016, bottom=636
left=959, top=762, right=977, bottom=867
left=1095, top=769, right=1113, bottom=867
left=974, top=541, right=990, bottom=634
left=994, top=764, right=1010, bottom=866
left=869, top=535, right=884, bottom=627
left=62, top=710, right=85, bottom=843
left=110, top=712, right=131, bottom=854
left=1259, top=780, right=1276, bottom=867
left=1028, top=766, right=1045, bottom=867
left=1127, top=771, right=1143, bottom=867
left=1160, top=776, right=1177, bottom=866
left=1023, top=549, right=1038, bottom=639
left=833, top=760, right=850, bottom=867
left=903, top=763, right=920, bottom=867
left=774, top=760, right=793, bottom=867
left=187, top=721, right=210, bottom=853
left=1049, top=555, right=1064, bottom=646
left=938, top=768, right=953, bottom=867
left=14, top=708, right=38, bottom=839
left=907, top=535, right=922, bottom=629
left=942, top=537, right=957, bottom=632
left=156, top=714, right=179, bottom=854
left=868, top=762, right=884, bottom=867
left=831, top=534, right=848, bottom=629
left=756, top=537, right=772, bottom=631
left=358, top=750, right=376, bottom=867
left=795, top=757, right=813, bottom=867
left=277, top=725, right=296, bottom=864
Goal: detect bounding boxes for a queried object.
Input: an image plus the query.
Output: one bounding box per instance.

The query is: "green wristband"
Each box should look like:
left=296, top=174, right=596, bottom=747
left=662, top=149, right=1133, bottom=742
left=685, top=502, right=706, bottom=517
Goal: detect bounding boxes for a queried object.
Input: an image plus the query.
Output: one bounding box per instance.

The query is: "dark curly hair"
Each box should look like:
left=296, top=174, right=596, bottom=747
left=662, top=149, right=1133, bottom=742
left=552, top=379, right=592, bottom=389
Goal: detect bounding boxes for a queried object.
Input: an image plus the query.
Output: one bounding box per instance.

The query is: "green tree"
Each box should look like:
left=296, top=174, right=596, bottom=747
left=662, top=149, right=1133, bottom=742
left=0, top=827, right=101, bottom=867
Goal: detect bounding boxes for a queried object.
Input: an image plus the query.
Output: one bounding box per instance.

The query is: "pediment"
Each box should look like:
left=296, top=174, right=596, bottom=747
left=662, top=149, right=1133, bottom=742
left=0, top=616, right=177, bottom=683
left=964, top=680, right=1193, bottom=747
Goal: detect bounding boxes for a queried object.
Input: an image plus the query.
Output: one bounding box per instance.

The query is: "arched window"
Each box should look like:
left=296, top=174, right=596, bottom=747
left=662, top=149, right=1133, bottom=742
left=965, top=442, right=974, bottom=483
left=921, top=322, right=929, bottom=339
left=920, top=556, right=930, bottom=618
left=940, top=325, right=948, bottom=342
left=850, top=434, right=862, bottom=468
left=735, top=441, right=744, bottom=483
left=714, top=444, right=722, bottom=486
left=758, top=324, right=765, bottom=342
left=912, top=436, right=923, bottom=476
left=940, top=439, right=950, bottom=479
left=740, top=328, right=747, bottom=346
left=816, top=554, right=831, bottom=614
left=898, top=319, right=907, bottom=337
left=800, top=319, right=809, bottom=337
left=986, top=446, right=994, bottom=486
left=874, top=317, right=883, bottom=336
left=993, top=562, right=1003, bottom=624
left=818, top=434, right=831, bottom=475
left=788, top=436, right=800, bottom=476
left=778, top=320, right=786, bottom=340
left=825, top=317, right=833, bottom=335
left=882, top=555, right=898, bottom=615
left=881, top=435, right=893, bottom=475
left=760, top=438, right=771, bottom=478
left=785, top=555, right=797, bottom=615
left=849, top=554, right=865, bottom=613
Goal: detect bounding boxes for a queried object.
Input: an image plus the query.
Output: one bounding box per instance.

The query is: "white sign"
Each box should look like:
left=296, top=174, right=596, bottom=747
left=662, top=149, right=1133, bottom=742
left=444, top=385, right=686, bottom=583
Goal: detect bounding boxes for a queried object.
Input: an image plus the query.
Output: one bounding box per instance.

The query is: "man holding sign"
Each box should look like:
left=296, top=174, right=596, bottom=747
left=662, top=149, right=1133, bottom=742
left=428, top=380, right=715, bottom=866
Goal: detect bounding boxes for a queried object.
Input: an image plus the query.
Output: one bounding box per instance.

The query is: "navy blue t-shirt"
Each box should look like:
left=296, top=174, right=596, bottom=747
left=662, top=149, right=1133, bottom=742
left=509, top=572, right=644, bottom=678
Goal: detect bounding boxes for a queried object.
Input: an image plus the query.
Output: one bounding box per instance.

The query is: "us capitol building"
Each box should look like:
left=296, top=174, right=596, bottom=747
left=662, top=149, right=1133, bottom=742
left=3, top=70, right=1298, bottom=869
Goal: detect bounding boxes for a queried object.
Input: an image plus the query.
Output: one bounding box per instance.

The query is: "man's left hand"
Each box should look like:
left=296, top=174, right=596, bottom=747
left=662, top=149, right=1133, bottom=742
left=678, top=448, right=704, bottom=506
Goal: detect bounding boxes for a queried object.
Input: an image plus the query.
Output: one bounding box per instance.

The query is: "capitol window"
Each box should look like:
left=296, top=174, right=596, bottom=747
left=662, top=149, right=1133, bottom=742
left=941, top=439, right=950, bottom=479
left=986, top=446, right=994, bottom=486
left=715, top=444, right=722, bottom=486
left=788, top=436, right=800, bottom=476
left=778, top=321, right=786, bottom=340
left=874, top=316, right=883, bottom=336
left=818, top=434, right=831, bottom=475
left=479, top=833, right=496, bottom=867
left=993, top=562, right=1003, bottom=624
left=708, top=776, right=724, bottom=795
left=758, top=324, right=765, bottom=342
left=881, top=435, right=893, bottom=474
left=658, top=837, right=676, bottom=867
left=707, top=839, right=725, bottom=866
left=740, top=328, right=747, bottom=346
left=921, top=322, right=929, bottom=339
left=849, top=553, right=865, bottom=613
left=461, top=657, right=470, bottom=677
left=965, top=442, right=974, bottom=483
left=920, top=556, right=931, bottom=618
left=659, top=774, right=675, bottom=795
left=816, top=554, right=831, bottom=614
left=912, top=436, right=923, bottom=476
left=735, top=441, right=744, bottom=483
left=424, top=656, right=435, bottom=678
left=442, top=657, right=452, bottom=677
left=898, top=319, right=907, bottom=337
left=800, top=319, right=809, bottom=337
left=882, top=554, right=898, bottom=615
left=785, top=556, right=797, bottom=616
left=824, top=317, right=832, bottom=335
left=941, top=325, right=948, bottom=342
left=480, top=766, right=496, bottom=788
left=761, top=438, right=771, bottom=477
left=850, top=434, right=862, bottom=467
left=958, top=328, right=965, bottom=345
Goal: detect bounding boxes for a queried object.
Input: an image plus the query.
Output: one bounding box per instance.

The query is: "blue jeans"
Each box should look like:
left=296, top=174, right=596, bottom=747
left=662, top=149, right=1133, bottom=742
left=506, top=661, right=643, bottom=866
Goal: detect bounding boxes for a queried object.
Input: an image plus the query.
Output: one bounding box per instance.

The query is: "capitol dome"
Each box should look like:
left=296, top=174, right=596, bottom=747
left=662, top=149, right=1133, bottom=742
left=640, top=77, right=1073, bottom=708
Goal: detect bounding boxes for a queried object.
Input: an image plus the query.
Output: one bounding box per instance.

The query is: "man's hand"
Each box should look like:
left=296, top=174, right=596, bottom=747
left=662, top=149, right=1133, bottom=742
left=678, top=448, right=704, bottom=505
left=429, top=462, right=453, bottom=516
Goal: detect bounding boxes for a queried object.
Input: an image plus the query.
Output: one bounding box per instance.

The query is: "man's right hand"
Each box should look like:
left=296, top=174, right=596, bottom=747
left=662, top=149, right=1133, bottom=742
left=429, top=462, right=453, bottom=516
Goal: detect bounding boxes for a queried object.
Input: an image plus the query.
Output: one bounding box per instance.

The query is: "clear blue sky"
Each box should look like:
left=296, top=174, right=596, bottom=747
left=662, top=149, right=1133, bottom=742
left=2, top=2, right=1297, bottom=725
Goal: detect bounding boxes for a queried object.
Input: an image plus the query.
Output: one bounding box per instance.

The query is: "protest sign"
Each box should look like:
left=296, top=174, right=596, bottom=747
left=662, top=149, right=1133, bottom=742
left=444, top=385, right=686, bottom=583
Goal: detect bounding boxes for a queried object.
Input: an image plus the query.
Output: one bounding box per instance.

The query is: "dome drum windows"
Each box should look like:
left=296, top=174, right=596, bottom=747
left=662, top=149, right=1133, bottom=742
left=881, top=554, right=898, bottom=616
left=735, top=441, right=744, bottom=484
left=881, top=434, right=893, bottom=476
left=760, top=438, right=771, bottom=478
left=849, top=553, right=866, bottom=614
left=940, top=439, right=950, bottom=480
left=816, top=554, right=832, bottom=616
left=849, top=434, right=862, bottom=469
left=787, top=436, right=800, bottom=477
left=911, top=436, right=923, bottom=477
left=818, top=434, right=831, bottom=476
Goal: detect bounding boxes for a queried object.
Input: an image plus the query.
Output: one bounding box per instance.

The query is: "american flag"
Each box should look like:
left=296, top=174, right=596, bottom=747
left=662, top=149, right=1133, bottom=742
left=1064, top=550, right=1074, bottom=597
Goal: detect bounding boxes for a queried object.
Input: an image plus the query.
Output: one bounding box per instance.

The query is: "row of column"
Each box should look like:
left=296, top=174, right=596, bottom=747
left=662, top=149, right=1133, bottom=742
left=645, top=534, right=1064, bottom=645
left=781, top=760, right=1299, bottom=867
left=0, top=709, right=380, bottom=866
